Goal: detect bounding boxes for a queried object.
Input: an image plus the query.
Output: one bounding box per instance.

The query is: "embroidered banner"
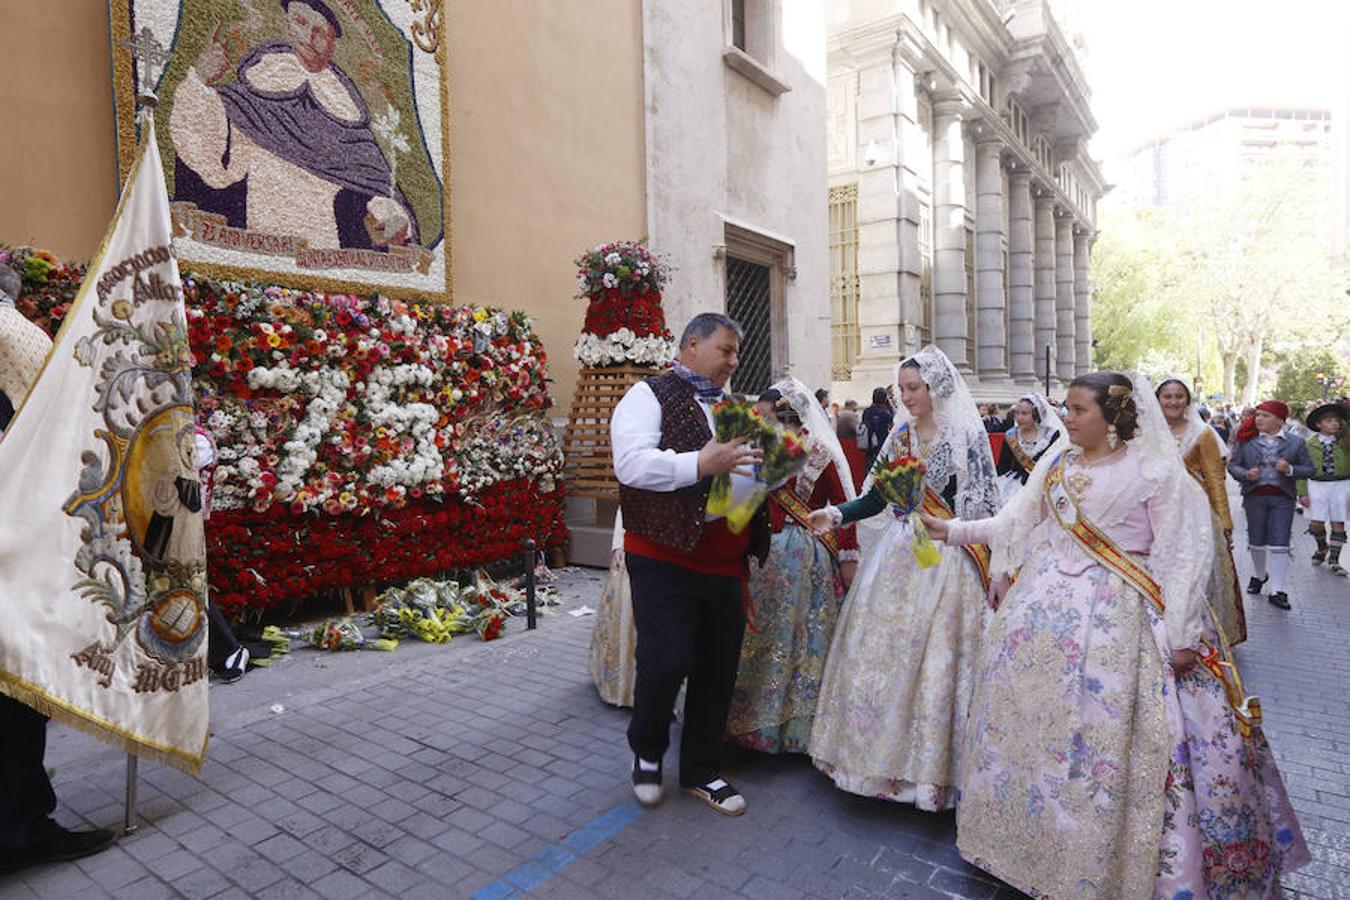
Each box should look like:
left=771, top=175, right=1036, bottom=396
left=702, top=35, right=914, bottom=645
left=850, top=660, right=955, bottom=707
left=0, top=119, right=209, bottom=772
left=112, top=0, right=449, bottom=300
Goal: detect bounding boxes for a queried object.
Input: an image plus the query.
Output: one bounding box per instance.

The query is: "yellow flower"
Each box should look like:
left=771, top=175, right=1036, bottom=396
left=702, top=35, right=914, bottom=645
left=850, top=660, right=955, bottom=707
left=473, top=309, right=488, bottom=323
left=339, top=491, right=356, bottom=506
left=267, top=333, right=282, bottom=348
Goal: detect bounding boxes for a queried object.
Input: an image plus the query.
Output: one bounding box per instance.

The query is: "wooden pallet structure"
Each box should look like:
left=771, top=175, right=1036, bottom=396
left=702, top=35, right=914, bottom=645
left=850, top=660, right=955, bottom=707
left=562, top=364, right=662, bottom=500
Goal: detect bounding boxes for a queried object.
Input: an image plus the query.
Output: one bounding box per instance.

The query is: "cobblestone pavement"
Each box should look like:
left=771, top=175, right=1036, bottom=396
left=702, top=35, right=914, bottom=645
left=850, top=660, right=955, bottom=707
left=2, top=492, right=1347, bottom=900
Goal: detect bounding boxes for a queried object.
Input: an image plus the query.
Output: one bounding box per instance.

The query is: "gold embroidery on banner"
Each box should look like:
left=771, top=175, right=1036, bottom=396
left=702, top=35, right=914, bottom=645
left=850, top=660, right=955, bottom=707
left=410, top=0, right=443, bottom=63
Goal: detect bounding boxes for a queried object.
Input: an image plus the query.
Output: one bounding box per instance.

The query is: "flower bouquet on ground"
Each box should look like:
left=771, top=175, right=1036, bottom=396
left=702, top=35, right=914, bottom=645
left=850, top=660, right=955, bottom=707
left=705, top=398, right=767, bottom=517
left=725, top=425, right=810, bottom=534
left=873, top=456, right=940, bottom=568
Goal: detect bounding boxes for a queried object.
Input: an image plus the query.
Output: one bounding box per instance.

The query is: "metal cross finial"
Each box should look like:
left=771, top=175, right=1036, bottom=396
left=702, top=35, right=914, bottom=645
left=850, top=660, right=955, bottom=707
left=119, top=26, right=171, bottom=109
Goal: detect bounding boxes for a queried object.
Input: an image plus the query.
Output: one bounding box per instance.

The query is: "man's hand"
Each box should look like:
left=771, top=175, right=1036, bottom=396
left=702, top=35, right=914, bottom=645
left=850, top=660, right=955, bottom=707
left=697, top=435, right=762, bottom=478
left=1298, top=496, right=1311, bottom=509
left=1246, top=467, right=1261, bottom=481
left=838, top=560, right=858, bottom=591
left=196, top=24, right=232, bottom=85
left=1275, top=457, right=1292, bottom=475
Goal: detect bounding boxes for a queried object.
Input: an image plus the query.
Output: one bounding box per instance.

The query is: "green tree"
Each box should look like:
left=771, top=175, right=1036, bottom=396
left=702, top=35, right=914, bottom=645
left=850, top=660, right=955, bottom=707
left=1273, top=348, right=1348, bottom=406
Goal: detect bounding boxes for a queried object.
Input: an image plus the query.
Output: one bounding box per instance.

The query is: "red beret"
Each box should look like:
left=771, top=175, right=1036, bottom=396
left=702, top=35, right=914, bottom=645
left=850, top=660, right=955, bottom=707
left=1256, top=400, right=1290, bottom=421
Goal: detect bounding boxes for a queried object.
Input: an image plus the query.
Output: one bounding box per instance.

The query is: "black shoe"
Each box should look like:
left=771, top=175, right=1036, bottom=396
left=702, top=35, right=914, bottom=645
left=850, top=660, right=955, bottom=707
left=1246, top=576, right=1268, bottom=595
left=1312, top=547, right=1328, bottom=565
left=631, top=756, right=663, bottom=807
left=1268, top=592, right=1291, bottom=610
left=0, top=820, right=116, bottom=874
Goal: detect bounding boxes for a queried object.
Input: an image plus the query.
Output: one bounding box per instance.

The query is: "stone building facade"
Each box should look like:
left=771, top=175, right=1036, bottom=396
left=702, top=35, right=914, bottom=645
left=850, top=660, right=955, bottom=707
left=644, top=0, right=830, bottom=395
left=826, top=0, right=1106, bottom=402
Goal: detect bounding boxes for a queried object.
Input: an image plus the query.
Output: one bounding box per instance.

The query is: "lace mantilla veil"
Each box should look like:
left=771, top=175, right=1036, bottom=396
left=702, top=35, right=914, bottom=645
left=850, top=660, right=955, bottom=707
left=860, top=346, right=1000, bottom=527
left=771, top=376, right=856, bottom=501
left=985, top=371, right=1214, bottom=650
left=1015, top=393, right=1066, bottom=457
left=1160, top=375, right=1228, bottom=460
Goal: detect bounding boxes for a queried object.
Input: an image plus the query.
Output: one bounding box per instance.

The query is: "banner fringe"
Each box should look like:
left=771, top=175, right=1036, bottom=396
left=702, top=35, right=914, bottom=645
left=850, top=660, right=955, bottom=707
left=0, top=677, right=207, bottom=775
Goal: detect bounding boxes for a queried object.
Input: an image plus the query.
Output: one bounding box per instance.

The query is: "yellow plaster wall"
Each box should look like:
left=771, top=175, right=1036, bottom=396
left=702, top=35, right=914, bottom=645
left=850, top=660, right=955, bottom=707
left=0, top=2, right=647, bottom=412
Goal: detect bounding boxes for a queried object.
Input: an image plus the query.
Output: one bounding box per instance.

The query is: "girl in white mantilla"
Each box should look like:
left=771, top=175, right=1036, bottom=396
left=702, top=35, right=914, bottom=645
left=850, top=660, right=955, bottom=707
left=807, top=345, right=999, bottom=810
left=924, top=371, right=1308, bottom=900
left=995, top=393, right=1064, bottom=502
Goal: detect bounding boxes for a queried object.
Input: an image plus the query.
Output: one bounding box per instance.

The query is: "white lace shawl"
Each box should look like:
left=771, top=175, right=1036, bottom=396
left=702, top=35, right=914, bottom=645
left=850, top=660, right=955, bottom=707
left=1009, top=393, right=1065, bottom=459
left=980, top=371, right=1214, bottom=651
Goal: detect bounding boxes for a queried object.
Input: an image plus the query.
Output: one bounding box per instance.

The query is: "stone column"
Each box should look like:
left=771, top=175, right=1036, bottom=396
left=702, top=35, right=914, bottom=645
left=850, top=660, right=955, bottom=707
left=1007, top=171, right=1035, bottom=383
left=974, top=137, right=1008, bottom=380
left=932, top=95, right=970, bottom=370
left=1074, top=229, right=1094, bottom=374
left=1033, top=193, right=1057, bottom=383
left=1055, top=213, right=1076, bottom=382
left=852, top=48, right=907, bottom=385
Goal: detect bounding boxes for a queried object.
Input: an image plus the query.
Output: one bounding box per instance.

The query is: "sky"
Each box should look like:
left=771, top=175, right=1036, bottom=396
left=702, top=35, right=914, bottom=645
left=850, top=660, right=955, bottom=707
left=1058, top=0, right=1347, bottom=174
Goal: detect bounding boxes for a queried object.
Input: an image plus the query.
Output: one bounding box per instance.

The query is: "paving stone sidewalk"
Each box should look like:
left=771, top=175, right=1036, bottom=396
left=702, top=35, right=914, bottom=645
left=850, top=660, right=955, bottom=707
left=1, top=493, right=1347, bottom=900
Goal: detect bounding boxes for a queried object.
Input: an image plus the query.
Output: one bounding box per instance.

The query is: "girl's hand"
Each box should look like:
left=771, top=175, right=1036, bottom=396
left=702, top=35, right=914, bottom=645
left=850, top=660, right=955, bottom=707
left=838, top=560, right=858, bottom=591
left=1298, top=495, right=1311, bottom=509
left=1171, top=648, right=1199, bottom=675
left=919, top=513, right=950, bottom=542
left=807, top=509, right=835, bottom=536
left=987, top=575, right=1011, bottom=610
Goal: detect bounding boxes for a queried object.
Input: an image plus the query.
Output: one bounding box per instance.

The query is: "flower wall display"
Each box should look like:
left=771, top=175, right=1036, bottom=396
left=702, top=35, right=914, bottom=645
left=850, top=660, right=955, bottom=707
left=571, top=241, right=675, bottom=367
left=5, top=247, right=567, bottom=617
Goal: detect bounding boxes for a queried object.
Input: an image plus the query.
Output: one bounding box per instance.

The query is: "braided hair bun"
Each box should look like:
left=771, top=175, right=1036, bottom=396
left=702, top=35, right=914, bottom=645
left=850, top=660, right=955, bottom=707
left=1069, top=372, right=1139, bottom=441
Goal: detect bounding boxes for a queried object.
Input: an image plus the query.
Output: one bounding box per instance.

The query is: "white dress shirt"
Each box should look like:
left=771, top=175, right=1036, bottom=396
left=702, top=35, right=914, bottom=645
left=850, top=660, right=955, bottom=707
left=611, top=381, right=757, bottom=518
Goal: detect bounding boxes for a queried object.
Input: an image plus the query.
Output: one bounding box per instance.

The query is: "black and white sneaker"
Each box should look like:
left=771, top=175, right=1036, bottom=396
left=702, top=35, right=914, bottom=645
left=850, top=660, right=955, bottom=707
left=684, top=778, right=746, bottom=816
left=1245, top=576, right=1268, bottom=595
left=213, top=647, right=249, bottom=685
left=1267, top=592, right=1291, bottom=610
left=631, top=756, right=663, bottom=807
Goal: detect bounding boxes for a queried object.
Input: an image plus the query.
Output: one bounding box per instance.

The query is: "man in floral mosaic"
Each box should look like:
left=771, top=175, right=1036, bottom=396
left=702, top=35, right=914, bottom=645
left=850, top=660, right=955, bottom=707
left=170, top=0, right=418, bottom=251
left=611, top=312, right=770, bottom=817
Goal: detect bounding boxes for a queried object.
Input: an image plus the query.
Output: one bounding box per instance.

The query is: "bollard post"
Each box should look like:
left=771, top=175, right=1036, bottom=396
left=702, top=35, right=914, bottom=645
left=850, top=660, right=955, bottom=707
left=524, top=539, right=538, bottom=630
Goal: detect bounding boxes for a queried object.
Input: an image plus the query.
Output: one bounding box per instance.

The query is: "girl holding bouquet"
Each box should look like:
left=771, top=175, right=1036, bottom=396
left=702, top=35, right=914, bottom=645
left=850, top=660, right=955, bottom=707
left=923, top=372, right=1307, bottom=900
left=805, top=346, right=1000, bottom=810
left=725, top=379, right=858, bottom=753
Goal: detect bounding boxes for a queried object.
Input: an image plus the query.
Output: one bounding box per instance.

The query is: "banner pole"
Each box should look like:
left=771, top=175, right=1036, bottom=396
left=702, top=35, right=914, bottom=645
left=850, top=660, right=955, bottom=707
left=123, top=753, right=139, bottom=835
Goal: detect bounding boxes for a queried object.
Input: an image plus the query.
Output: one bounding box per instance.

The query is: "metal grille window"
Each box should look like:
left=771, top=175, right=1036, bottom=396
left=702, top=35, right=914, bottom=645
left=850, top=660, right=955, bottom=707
left=726, top=257, right=773, bottom=395
left=829, top=184, right=860, bottom=380
left=918, top=198, right=933, bottom=345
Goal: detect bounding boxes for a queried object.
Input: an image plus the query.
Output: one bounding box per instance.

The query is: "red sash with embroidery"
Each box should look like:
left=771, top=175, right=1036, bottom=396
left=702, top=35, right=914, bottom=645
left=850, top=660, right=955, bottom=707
left=921, top=488, right=991, bottom=590
left=1043, top=453, right=1262, bottom=736
left=1005, top=430, right=1037, bottom=475
left=770, top=486, right=839, bottom=560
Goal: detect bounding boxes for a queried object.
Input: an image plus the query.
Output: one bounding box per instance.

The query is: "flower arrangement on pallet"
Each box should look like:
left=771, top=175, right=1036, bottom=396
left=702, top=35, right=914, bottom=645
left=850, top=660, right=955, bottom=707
left=4, top=247, right=567, bottom=617
left=571, top=240, right=675, bottom=367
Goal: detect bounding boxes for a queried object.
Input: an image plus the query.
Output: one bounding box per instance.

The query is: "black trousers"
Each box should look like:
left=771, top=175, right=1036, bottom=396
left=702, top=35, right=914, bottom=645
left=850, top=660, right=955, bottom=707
left=0, top=694, right=55, bottom=852
left=625, top=554, right=746, bottom=787
left=206, top=602, right=242, bottom=672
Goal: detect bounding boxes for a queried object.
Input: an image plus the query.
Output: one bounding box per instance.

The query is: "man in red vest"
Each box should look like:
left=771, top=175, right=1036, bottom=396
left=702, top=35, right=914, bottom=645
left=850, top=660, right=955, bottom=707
left=611, top=312, right=770, bottom=816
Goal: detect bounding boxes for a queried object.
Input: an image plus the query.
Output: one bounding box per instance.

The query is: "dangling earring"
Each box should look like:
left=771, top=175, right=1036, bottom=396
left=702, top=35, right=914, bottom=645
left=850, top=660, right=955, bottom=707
left=1107, top=424, right=1119, bottom=450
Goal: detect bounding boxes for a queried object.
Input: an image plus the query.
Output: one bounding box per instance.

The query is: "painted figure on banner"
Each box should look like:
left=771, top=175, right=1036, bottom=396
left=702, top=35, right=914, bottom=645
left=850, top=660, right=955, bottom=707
left=148, top=0, right=444, bottom=277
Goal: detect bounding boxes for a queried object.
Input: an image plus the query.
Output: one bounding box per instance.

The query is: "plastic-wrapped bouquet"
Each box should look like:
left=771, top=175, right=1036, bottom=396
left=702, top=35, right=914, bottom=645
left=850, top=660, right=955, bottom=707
left=705, top=398, right=767, bottom=517
left=725, top=425, right=810, bottom=534
left=873, top=456, right=940, bottom=568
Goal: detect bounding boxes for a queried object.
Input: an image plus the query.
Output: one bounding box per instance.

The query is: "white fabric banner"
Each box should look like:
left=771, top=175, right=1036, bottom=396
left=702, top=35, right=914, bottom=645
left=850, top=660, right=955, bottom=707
left=0, top=119, right=208, bottom=772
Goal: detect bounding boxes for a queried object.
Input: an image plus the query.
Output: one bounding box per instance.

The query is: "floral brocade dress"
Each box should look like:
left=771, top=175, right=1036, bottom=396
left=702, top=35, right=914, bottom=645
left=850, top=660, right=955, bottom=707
left=808, top=425, right=991, bottom=810
left=950, top=446, right=1308, bottom=900
left=726, top=457, right=857, bottom=753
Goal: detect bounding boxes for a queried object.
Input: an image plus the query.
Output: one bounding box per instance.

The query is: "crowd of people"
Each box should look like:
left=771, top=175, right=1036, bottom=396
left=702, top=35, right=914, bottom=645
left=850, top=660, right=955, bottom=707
left=595, top=311, right=1340, bottom=899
